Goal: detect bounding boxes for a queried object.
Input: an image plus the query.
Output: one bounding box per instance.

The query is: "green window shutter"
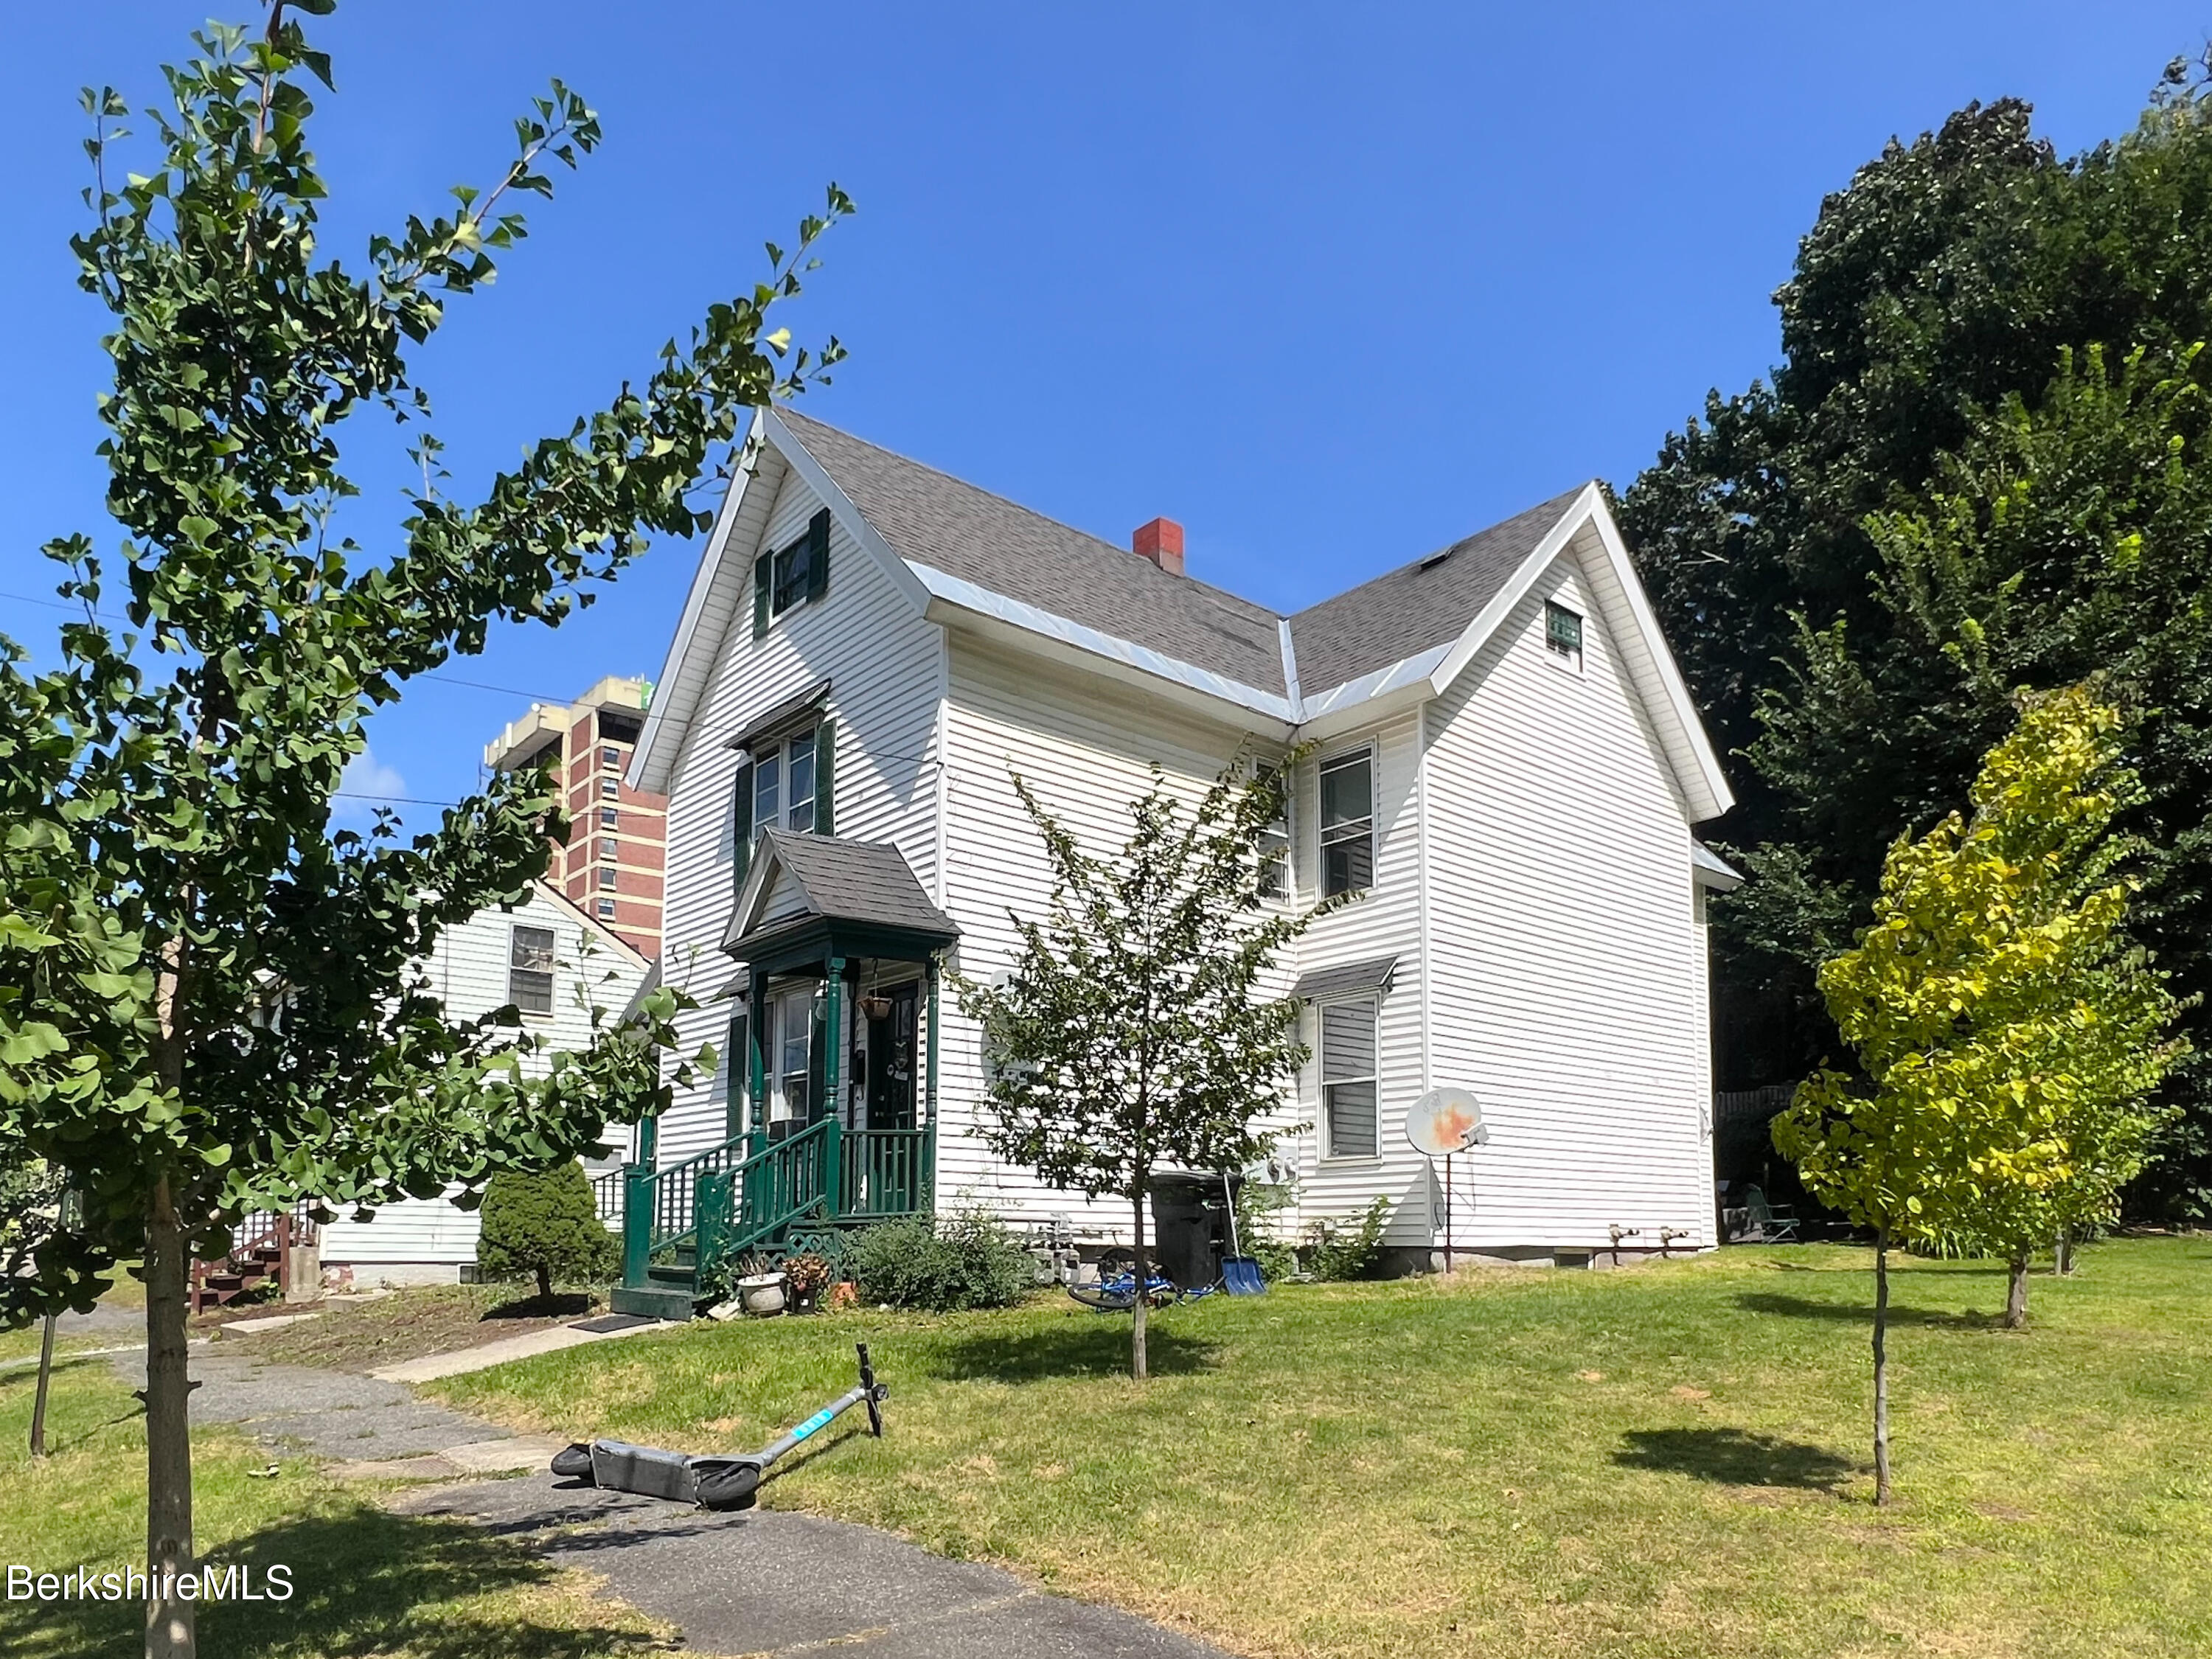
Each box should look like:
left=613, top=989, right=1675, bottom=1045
left=804, top=507, right=831, bottom=604
left=731, top=759, right=754, bottom=893
left=752, top=554, right=771, bottom=639
left=726, top=1010, right=749, bottom=1141
left=813, top=717, right=838, bottom=838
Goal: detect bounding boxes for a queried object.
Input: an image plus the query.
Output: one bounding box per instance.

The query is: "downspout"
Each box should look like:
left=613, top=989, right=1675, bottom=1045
left=1416, top=701, right=1437, bottom=1263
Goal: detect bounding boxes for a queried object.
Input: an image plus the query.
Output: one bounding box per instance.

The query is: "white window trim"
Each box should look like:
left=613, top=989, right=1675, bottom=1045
left=1543, top=597, right=1585, bottom=675
left=751, top=726, right=819, bottom=840
left=1254, top=758, right=1293, bottom=906
left=1317, top=742, right=1378, bottom=901
left=507, top=923, right=558, bottom=1020
left=1315, top=993, right=1382, bottom=1165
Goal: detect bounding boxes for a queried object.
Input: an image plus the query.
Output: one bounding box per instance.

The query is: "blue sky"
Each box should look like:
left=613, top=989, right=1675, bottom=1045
left=4, top=2, right=2205, bottom=827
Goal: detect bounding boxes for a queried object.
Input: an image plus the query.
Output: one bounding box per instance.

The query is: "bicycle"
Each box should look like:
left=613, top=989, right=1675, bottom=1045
left=1065, top=1247, right=1221, bottom=1312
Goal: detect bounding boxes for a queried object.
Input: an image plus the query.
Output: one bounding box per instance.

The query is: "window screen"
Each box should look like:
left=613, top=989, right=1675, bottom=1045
left=1321, top=998, right=1379, bottom=1158
left=508, top=925, right=556, bottom=1015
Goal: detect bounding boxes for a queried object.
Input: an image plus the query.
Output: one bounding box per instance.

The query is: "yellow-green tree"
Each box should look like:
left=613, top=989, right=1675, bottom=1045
left=1775, top=684, right=2184, bottom=1503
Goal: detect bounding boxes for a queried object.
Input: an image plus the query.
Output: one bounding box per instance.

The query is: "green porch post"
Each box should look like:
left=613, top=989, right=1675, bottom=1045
left=822, top=956, right=844, bottom=1217
left=637, top=1115, right=658, bottom=1167
left=924, top=957, right=941, bottom=1210
left=747, top=968, right=767, bottom=1158
left=621, top=1163, right=653, bottom=1288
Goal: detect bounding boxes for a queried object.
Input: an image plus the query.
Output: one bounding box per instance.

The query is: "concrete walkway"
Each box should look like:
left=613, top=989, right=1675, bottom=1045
left=109, top=1346, right=1228, bottom=1658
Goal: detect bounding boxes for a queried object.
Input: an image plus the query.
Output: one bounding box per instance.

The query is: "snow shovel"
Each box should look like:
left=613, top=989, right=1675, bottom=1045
left=550, top=1343, right=888, bottom=1510
left=1220, top=1170, right=1266, bottom=1295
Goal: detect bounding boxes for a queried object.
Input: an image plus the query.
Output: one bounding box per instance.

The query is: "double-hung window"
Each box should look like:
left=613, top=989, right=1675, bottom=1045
left=770, top=985, right=814, bottom=1129
left=600, top=745, right=622, bottom=771
left=1320, top=998, right=1379, bottom=1158
left=751, top=726, right=818, bottom=840
left=756, top=508, right=831, bottom=632
left=600, top=776, right=620, bottom=800
left=1319, top=751, right=1374, bottom=898
left=508, top=925, right=556, bottom=1016
left=1256, top=764, right=1291, bottom=900
left=599, top=806, right=619, bottom=830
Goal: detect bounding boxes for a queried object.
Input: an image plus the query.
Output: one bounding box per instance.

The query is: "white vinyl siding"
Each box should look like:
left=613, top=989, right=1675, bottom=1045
left=653, top=464, right=945, bottom=1166
left=1422, top=549, right=1714, bottom=1251
left=318, top=887, right=647, bottom=1276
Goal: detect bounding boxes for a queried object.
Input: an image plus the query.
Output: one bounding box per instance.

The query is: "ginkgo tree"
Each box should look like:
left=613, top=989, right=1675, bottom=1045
left=1776, top=683, right=2184, bottom=1503
left=0, top=7, right=846, bottom=1655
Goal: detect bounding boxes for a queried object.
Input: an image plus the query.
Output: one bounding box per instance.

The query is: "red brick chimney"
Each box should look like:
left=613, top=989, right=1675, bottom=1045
left=1132, top=516, right=1185, bottom=577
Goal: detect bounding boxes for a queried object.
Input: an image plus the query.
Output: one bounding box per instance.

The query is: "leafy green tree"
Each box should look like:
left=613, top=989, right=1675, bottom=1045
left=477, top=1161, right=621, bottom=1301
left=1777, top=686, right=2185, bottom=1500
left=954, top=762, right=1324, bottom=1380
left=0, top=9, right=838, bottom=1652
left=1622, top=58, right=2212, bottom=1213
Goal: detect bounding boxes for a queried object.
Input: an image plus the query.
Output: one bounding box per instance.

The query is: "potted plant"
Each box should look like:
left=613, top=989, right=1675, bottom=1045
left=732, top=1251, right=787, bottom=1317
left=783, top=1252, right=834, bottom=1312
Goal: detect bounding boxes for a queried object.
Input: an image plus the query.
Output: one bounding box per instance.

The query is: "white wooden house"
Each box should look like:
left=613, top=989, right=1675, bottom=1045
left=318, top=880, right=650, bottom=1284
left=613, top=408, right=1739, bottom=1315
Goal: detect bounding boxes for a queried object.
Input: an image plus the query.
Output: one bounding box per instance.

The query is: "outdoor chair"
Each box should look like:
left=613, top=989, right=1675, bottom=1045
left=1741, top=1186, right=1800, bottom=1243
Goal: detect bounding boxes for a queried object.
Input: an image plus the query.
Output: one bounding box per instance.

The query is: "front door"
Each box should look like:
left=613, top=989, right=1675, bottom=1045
left=865, top=981, right=919, bottom=1131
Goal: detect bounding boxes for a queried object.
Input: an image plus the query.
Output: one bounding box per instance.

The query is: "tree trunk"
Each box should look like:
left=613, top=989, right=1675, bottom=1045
left=1872, top=1228, right=1891, bottom=1508
left=1129, top=1187, right=1148, bottom=1383
left=29, top=1312, right=58, bottom=1457
left=2055, top=1229, right=2073, bottom=1276
left=145, top=1175, right=197, bottom=1658
left=536, top=1262, right=553, bottom=1304
left=2005, top=1251, right=2030, bottom=1329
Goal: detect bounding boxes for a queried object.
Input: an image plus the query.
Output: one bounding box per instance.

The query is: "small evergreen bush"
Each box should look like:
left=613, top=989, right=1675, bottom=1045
left=846, top=1211, right=1034, bottom=1312
left=476, top=1161, right=620, bottom=1301
left=1303, top=1196, right=1392, bottom=1281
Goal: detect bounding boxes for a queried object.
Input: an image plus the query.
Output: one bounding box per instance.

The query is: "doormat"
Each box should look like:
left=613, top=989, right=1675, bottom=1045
left=571, top=1313, right=660, bottom=1334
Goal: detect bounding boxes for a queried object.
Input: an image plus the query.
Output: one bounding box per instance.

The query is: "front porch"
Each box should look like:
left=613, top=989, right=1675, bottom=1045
left=612, top=830, right=959, bottom=1318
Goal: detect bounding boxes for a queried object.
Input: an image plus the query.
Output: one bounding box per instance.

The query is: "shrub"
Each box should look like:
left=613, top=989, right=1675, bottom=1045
left=846, top=1211, right=1034, bottom=1312
left=476, top=1161, right=620, bottom=1301
left=1303, top=1196, right=1392, bottom=1281
left=1233, top=1178, right=1299, bottom=1285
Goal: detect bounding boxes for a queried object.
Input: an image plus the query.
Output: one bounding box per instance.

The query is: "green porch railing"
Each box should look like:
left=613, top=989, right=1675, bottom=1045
left=621, top=1122, right=933, bottom=1296
left=838, top=1127, right=931, bottom=1221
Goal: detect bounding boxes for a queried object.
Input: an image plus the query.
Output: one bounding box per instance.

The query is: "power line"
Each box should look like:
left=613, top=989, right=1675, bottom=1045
left=1, top=587, right=581, bottom=703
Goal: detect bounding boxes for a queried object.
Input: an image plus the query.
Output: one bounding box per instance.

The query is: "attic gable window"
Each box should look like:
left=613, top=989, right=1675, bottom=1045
left=1545, top=599, right=1584, bottom=670
left=753, top=508, right=832, bottom=636
left=1319, top=751, right=1374, bottom=898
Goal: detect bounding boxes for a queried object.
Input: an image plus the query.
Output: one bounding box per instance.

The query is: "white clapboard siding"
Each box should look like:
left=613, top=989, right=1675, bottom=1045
left=936, top=641, right=1301, bottom=1238
left=653, top=465, right=947, bottom=1165
left=1421, top=543, right=1716, bottom=1253
left=319, top=885, right=648, bottom=1275
left=1283, top=709, right=1430, bottom=1245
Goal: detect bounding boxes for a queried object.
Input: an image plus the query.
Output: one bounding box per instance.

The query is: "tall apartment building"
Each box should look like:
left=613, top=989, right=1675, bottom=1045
left=484, top=675, right=667, bottom=958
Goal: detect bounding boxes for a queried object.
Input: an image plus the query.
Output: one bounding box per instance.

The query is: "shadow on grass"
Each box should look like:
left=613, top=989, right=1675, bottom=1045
left=1736, top=1291, right=1998, bottom=1329
left=1613, top=1427, right=1857, bottom=1491
left=0, top=1506, right=659, bottom=1659
left=927, top=1321, right=1221, bottom=1382
left=481, top=1292, right=597, bottom=1321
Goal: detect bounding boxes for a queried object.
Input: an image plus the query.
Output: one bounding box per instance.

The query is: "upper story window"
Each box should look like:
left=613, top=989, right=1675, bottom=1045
left=1545, top=599, right=1584, bottom=671
left=599, top=806, right=619, bottom=830
left=600, top=776, right=620, bottom=800
left=752, top=726, right=818, bottom=840
left=1256, top=764, right=1290, bottom=900
left=1320, top=997, right=1379, bottom=1159
left=508, top=925, right=556, bottom=1016
left=754, top=509, right=832, bottom=636
left=600, top=745, right=622, bottom=771
left=600, top=836, right=620, bottom=861
left=1319, top=751, right=1374, bottom=898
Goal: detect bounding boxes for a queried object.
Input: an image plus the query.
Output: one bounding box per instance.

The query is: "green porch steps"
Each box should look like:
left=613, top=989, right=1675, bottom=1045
left=608, top=1119, right=930, bottom=1320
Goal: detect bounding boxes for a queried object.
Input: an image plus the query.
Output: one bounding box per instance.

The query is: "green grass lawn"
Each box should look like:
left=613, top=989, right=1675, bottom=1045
left=0, top=1353, right=668, bottom=1658
left=431, top=1238, right=2212, bottom=1659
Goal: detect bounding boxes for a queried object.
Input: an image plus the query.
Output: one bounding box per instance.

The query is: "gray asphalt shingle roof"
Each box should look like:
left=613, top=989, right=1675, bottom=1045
left=773, top=409, right=1589, bottom=706
left=749, top=830, right=959, bottom=942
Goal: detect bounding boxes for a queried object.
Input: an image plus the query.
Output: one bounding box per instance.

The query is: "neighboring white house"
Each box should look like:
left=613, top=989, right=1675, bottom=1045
left=317, top=880, right=651, bottom=1284
left=625, top=407, right=1740, bottom=1273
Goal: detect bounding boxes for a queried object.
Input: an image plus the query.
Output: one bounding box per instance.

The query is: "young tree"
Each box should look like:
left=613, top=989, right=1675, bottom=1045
left=955, top=762, right=1327, bottom=1380
left=477, top=1161, right=622, bottom=1303
left=0, top=10, right=841, bottom=1653
left=1776, top=686, right=2185, bottom=1500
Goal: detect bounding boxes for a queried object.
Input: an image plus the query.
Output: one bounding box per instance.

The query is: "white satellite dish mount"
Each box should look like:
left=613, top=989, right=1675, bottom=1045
left=1405, top=1087, right=1489, bottom=1273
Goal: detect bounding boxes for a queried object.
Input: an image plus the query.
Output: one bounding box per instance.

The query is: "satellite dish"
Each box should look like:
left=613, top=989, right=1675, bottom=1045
left=1405, top=1087, right=1489, bottom=1157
